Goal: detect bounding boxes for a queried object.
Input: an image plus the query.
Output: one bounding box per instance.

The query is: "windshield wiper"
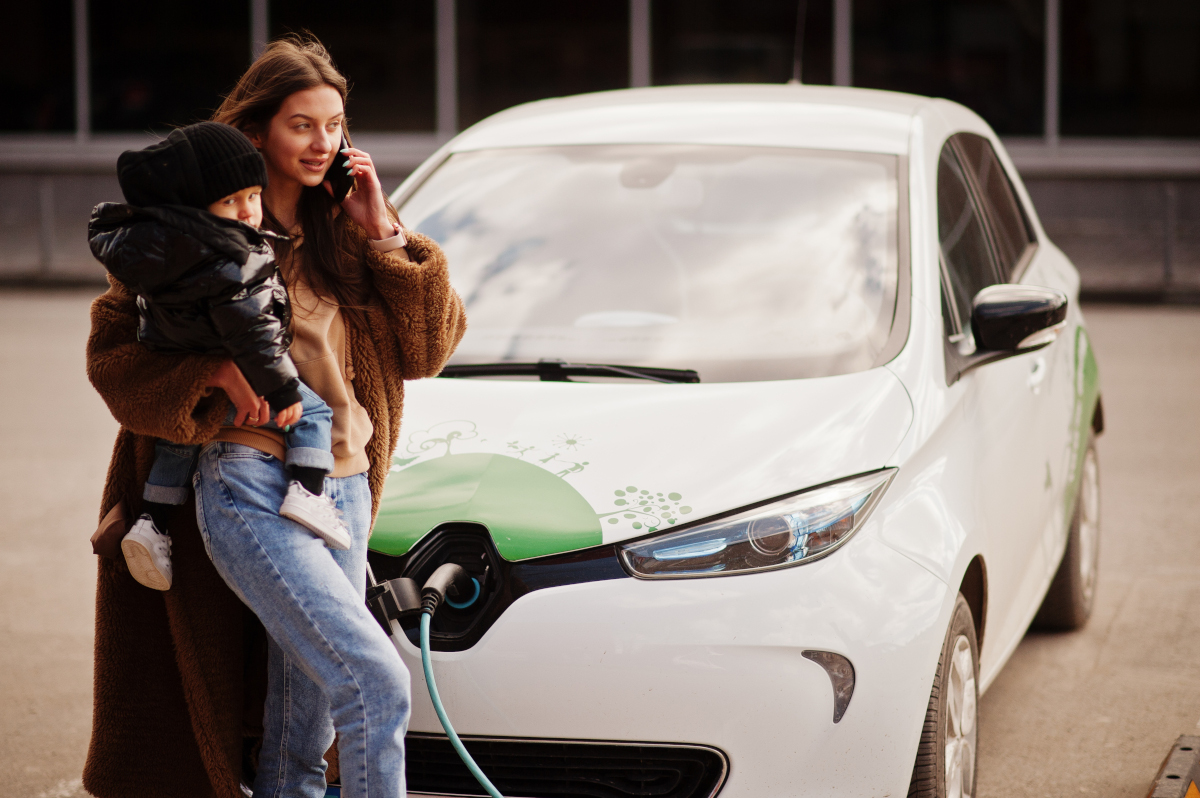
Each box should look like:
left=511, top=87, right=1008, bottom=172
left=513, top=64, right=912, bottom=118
left=439, top=359, right=700, bottom=384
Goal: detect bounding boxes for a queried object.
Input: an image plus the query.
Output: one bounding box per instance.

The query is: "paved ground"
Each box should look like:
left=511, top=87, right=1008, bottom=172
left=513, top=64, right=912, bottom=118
left=976, top=302, right=1200, bottom=798
left=1, top=289, right=1197, bottom=797
left=1, top=290, right=114, bottom=798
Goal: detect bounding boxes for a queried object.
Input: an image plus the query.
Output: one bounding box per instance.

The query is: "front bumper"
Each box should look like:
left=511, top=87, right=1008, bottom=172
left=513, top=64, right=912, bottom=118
left=393, top=526, right=950, bottom=797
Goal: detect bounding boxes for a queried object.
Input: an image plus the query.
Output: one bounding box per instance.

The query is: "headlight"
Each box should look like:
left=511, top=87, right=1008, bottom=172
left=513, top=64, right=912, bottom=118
left=618, top=470, right=896, bottom=579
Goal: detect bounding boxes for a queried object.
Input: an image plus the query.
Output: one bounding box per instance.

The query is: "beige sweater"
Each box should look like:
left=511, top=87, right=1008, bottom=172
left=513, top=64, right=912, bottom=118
left=289, top=276, right=374, bottom=476
left=212, top=237, right=408, bottom=477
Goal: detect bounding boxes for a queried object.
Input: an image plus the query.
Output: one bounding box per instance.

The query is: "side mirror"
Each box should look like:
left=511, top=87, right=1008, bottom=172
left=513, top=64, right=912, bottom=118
left=971, top=285, right=1068, bottom=352
left=945, top=284, right=1069, bottom=384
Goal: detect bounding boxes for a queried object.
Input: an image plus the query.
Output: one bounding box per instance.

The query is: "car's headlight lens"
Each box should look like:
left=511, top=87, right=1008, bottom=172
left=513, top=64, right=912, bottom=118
left=618, top=470, right=896, bottom=578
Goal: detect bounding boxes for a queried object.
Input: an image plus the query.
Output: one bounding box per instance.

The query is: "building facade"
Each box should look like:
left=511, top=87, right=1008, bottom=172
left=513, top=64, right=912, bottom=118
left=3, top=0, right=1199, bottom=296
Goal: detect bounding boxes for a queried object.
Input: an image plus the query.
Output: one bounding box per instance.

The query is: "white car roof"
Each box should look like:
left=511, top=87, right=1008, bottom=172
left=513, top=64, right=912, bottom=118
left=450, top=85, right=935, bottom=156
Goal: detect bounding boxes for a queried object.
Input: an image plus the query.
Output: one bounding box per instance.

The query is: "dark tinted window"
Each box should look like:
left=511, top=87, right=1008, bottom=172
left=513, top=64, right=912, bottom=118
left=0, top=0, right=73, bottom=131
left=272, top=0, right=435, bottom=131
left=853, top=0, right=1045, bottom=135
left=457, top=0, right=628, bottom=129
left=1061, top=0, right=1200, bottom=137
left=652, top=0, right=833, bottom=85
left=955, top=133, right=1034, bottom=279
left=938, top=142, right=1000, bottom=334
left=91, top=0, right=249, bottom=131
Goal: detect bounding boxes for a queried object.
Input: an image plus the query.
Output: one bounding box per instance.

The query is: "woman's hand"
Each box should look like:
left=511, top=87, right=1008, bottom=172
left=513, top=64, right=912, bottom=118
left=328, top=146, right=395, bottom=240
left=275, top=402, right=302, bottom=428
left=205, top=360, right=270, bottom=427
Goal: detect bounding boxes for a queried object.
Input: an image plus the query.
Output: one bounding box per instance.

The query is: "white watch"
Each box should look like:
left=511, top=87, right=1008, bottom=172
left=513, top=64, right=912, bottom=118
left=369, top=223, right=408, bottom=252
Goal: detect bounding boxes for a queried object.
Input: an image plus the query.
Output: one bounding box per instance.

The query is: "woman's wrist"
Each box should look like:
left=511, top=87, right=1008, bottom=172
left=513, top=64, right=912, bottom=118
left=368, top=222, right=408, bottom=252
left=366, top=218, right=396, bottom=240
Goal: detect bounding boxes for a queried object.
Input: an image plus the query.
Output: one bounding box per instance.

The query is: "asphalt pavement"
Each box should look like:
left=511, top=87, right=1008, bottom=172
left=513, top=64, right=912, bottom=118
left=1, top=289, right=1197, bottom=798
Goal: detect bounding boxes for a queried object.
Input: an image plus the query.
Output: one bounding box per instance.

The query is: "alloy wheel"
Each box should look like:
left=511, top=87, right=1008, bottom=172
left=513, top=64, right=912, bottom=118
left=944, top=635, right=977, bottom=798
left=1077, top=447, right=1100, bottom=608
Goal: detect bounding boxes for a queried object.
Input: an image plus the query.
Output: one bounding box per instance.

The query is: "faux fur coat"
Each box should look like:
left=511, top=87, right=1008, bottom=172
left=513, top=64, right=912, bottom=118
left=82, top=229, right=465, bottom=798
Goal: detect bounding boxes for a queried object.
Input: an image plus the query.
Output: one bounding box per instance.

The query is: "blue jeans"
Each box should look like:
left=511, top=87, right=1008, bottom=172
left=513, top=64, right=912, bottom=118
left=193, top=442, right=410, bottom=798
left=144, top=382, right=335, bottom=506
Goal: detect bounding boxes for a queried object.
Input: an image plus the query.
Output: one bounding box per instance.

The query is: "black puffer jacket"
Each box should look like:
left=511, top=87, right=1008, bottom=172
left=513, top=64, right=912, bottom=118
left=88, top=202, right=301, bottom=412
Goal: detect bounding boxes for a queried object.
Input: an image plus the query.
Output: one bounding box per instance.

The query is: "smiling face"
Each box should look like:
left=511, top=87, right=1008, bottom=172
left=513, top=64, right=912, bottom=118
left=251, top=85, right=345, bottom=199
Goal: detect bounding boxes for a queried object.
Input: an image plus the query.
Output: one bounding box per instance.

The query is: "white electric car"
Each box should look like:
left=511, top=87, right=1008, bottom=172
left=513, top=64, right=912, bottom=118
left=365, top=85, right=1103, bottom=798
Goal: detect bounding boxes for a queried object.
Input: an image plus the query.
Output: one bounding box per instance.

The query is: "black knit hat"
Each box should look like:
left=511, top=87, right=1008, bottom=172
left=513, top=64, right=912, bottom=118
left=117, top=122, right=268, bottom=210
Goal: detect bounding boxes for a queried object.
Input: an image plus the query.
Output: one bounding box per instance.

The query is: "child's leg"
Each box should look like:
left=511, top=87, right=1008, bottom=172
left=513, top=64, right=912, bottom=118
left=126, top=439, right=198, bottom=591
left=142, top=439, right=201, bottom=532
left=276, top=384, right=348, bottom=549
left=283, top=383, right=334, bottom=495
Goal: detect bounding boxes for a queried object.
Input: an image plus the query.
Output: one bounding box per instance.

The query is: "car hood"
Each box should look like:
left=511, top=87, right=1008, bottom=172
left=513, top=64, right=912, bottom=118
left=370, top=369, right=913, bottom=561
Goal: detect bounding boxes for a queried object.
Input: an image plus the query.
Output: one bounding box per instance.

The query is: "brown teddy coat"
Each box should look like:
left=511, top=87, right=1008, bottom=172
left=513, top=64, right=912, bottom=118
left=82, top=229, right=466, bottom=798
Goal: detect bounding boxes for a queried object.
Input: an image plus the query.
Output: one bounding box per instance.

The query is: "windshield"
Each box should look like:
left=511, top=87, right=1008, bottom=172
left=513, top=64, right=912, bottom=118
left=397, top=144, right=902, bottom=382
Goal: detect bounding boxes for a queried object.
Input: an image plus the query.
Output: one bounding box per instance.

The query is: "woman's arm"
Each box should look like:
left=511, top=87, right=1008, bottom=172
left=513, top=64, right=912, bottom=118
left=360, top=230, right=467, bottom=380
left=332, top=146, right=466, bottom=379
left=86, top=279, right=263, bottom=441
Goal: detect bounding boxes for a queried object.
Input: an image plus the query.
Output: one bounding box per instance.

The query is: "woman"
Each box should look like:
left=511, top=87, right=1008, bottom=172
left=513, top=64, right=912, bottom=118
left=84, top=36, right=465, bottom=798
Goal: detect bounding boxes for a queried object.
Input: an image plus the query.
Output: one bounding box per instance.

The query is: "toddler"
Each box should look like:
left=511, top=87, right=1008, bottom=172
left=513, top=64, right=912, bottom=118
left=89, top=122, right=349, bottom=591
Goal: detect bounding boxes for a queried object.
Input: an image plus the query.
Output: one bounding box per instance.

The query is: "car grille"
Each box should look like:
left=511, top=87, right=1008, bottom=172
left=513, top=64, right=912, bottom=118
left=405, top=734, right=729, bottom=798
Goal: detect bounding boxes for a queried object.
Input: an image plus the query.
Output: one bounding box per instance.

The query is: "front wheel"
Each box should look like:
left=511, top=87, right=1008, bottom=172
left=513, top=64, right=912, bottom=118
left=909, top=593, right=979, bottom=798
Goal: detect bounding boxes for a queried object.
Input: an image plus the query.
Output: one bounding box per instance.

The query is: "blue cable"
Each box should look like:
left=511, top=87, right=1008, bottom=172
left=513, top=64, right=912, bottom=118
left=420, top=610, right=505, bottom=798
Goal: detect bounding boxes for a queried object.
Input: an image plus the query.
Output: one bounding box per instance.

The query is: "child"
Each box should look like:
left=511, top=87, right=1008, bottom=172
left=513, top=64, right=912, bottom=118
left=89, top=122, right=349, bottom=591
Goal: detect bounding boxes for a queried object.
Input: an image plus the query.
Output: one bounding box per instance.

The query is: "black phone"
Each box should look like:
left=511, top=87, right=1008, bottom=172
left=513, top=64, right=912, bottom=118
left=325, top=133, right=355, bottom=203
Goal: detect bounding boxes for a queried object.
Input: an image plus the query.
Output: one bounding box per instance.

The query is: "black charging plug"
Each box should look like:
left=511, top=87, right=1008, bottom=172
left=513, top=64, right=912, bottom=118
left=421, top=563, right=474, bottom=615
left=366, top=577, right=423, bottom=632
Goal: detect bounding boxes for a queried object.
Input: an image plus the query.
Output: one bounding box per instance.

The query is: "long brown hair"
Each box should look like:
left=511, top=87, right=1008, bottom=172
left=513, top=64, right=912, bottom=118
left=213, top=34, right=391, bottom=315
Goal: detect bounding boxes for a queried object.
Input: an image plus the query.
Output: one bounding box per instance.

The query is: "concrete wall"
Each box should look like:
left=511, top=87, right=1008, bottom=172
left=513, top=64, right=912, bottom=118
left=0, top=174, right=120, bottom=281
left=0, top=171, right=413, bottom=283
left=3, top=167, right=1199, bottom=299
left=1026, top=178, right=1200, bottom=296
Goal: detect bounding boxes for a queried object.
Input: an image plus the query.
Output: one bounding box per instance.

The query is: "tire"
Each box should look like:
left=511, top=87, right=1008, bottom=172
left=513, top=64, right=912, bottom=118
left=908, top=594, right=979, bottom=798
left=1033, top=433, right=1100, bottom=631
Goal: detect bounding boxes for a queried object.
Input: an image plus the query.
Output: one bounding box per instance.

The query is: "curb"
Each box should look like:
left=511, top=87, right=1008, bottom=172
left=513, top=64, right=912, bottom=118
left=1149, top=736, right=1200, bottom=798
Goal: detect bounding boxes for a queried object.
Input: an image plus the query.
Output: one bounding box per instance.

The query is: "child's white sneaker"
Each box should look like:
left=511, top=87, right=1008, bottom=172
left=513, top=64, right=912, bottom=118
left=280, top=481, right=351, bottom=550
left=122, top=514, right=173, bottom=591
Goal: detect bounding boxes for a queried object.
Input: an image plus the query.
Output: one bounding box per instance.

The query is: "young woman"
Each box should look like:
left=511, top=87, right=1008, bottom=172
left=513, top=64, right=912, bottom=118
left=84, top=36, right=465, bottom=798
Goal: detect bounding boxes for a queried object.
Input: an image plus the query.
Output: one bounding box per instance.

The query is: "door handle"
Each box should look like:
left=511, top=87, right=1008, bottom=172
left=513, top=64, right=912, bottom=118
left=1027, top=357, right=1047, bottom=392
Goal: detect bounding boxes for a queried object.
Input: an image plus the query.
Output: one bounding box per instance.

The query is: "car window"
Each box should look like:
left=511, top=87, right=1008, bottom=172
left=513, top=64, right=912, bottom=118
left=937, top=143, right=1000, bottom=337
left=953, top=133, right=1035, bottom=281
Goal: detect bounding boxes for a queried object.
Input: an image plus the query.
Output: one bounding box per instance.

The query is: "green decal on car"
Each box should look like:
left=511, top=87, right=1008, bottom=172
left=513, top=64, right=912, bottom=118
left=1062, top=326, right=1100, bottom=519
left=598, top=486, right=692, bottom=532
left=371, top=418, right=692, bottom=559
left=372, top=452, right=603, bottom=560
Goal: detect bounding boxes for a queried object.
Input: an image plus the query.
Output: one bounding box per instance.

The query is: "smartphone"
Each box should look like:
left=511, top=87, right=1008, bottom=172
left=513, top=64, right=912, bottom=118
left=325, top=133, right=355, bottom=203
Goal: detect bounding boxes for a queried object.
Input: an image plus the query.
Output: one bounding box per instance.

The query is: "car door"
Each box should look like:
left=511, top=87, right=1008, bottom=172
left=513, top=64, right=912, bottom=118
left=936, top=134, right=1053, bottom=653
left=953, top=134, right=1078, bottom=580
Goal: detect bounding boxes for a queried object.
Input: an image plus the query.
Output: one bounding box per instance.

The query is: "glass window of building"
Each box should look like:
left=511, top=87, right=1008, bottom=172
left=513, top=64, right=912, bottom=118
left=1, top=0, right=74, bottom=131
left=456, top=0, right=629, bottom=129
left=91, top=0, right=250, bottom=131
left=854, top=0, right=1045, bottom=135
left=653, top=0, right=833, bottom=86
left=1061, top=0, right=1200, bottom=137
left=272, top=0, right=435, bottom=131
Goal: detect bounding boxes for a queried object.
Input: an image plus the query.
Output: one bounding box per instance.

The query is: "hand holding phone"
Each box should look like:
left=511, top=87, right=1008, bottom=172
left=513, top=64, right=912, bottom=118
left=324, top=133, right=355, bottom=203
left=328, top=136, right=396, bottom=240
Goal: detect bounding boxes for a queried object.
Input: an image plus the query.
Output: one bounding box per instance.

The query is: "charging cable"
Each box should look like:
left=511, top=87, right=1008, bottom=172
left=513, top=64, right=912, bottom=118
left=419, top=564, right=505, bottom=798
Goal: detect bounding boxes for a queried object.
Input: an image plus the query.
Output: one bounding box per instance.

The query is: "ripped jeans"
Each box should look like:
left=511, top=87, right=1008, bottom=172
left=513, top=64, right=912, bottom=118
left=193, top=442, right=410, bottom=798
